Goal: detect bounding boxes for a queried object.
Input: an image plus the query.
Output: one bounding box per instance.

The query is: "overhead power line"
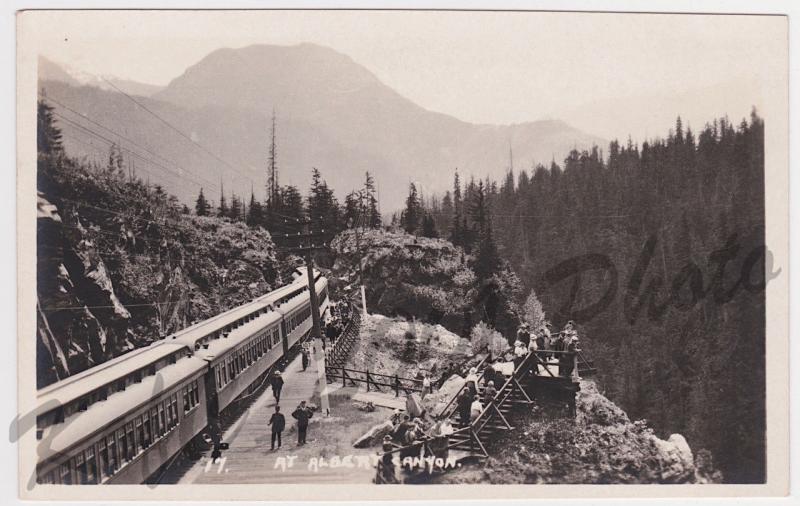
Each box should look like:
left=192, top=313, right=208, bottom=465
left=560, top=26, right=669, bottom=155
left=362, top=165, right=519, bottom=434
left=99, top=77, right=256, bottom=188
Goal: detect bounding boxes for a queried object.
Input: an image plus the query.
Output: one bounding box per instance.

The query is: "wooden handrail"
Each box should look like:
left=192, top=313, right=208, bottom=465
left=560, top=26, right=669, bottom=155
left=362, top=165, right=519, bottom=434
left=439, top=352, right=492, bottom=418
left=375, top=341, right=596, bottom=480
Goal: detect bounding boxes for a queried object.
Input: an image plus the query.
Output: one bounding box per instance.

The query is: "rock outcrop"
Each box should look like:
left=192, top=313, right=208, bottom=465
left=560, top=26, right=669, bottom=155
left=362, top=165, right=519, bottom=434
left=353, top=420, right=394, bottom=448
left=36, top=157, right=283, bottom=388
left=433, top=379, right=722, bottom=484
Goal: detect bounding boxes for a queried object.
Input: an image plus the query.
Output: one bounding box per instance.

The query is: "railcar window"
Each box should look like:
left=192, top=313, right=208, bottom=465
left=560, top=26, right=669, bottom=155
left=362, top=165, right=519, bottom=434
left=158, top=404, right=166, bottom=436
left=125, top=422, right=136, bottom=461
left=60, top=462, right=72, bottom=485
left=135, top=417, right=144, bottom=452
left=107, top=433, right=117, bottom=475
left=183, top=380, right=200, bottom=413
left=98, top=439, right=108, bottom=480
left=116, top=428, right=126, bottom=464
left=150, top=408, right=158, bottom=442
left=74, top=453, right=86, bottom=484
left=85, top=447, right=97, bottom=483
left=141, top=413, right=151, bottom=448
left=41, top=470, right=56, bottom=484
left=170, top=394, right=179, bottom=427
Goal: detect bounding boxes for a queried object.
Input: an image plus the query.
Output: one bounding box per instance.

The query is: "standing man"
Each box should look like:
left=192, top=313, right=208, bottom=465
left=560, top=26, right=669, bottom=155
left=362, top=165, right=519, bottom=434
left=268, top=405, right=285, bottom=450
left=270, top=370, right=284, bottom=402
left=301, top=345, right=310, bottom=372
left=292, top=400, right=314, bottom=445
left=456, top=389, right=472, bottom=428
left=483, top=380, right=497, bottom=405
left=422, top=373, right=432, bottom=397
left=516, top=323, right=530, bottom=346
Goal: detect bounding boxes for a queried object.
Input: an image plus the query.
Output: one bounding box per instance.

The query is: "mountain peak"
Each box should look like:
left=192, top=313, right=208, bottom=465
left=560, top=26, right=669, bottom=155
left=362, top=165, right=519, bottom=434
left=38, top=55, right=164, bottom=97
left=41, top=45, right=603, bottom=210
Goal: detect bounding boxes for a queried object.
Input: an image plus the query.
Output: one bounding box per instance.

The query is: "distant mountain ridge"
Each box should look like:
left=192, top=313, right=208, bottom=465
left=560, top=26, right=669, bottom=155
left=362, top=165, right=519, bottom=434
left=39, top=55, right=164, bottom=97
left=39, top=45, right=605, bottom=210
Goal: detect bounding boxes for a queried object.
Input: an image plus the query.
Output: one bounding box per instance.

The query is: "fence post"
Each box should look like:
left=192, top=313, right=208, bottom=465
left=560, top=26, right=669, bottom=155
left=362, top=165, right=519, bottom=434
left=342, top=366, right=346, bottom=387
left=572, top=352, right=580, bottom=381
left=366, top=371, right=371, bottom=392
left=394, top=375, right=400, bottom=397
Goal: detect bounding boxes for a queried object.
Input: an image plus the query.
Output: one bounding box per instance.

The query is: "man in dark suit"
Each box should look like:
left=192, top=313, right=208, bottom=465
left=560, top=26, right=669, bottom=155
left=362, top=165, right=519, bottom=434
left=292, top=400, right=313, bottom=445
left=268, top=405, right=285, bottom=450
left=270, top=371, right=284, bottom=402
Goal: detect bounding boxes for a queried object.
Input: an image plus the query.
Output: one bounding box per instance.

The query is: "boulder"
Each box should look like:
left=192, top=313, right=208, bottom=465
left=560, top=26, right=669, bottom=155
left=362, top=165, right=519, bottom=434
left=576, top=380, right=630, bottom=427
left=406, top=393, right=424, bottom=418
left=650, top=433, right=695, bottom=483
left=353, top=420, right=394, bottom=448
left=422, top=375, right=465, bottom=417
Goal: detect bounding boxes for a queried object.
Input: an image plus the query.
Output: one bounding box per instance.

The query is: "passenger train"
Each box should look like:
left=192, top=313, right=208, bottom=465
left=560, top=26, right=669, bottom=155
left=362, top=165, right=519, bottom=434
left=35, top=268, right=329, bottom=485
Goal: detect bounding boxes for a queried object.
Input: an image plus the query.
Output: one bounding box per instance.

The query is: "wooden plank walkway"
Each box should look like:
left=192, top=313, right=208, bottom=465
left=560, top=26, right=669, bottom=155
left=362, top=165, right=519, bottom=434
left=163, top=350, right=377, bottom=484
left=352, top=391, right=407, bottom=410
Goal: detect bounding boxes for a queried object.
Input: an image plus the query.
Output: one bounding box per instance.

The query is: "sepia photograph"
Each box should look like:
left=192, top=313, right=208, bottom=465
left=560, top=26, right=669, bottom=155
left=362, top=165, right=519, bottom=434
left=13, top=5, right=792, bottom=501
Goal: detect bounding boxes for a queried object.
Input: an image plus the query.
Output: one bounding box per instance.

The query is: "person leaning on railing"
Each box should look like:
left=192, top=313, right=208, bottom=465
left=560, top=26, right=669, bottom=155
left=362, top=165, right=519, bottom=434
left=375, top=435, right=399, bottom=484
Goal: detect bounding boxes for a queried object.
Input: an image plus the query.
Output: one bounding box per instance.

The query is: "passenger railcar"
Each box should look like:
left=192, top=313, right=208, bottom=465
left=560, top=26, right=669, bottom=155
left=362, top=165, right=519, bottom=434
left=35, top=269, right=329, bottom=485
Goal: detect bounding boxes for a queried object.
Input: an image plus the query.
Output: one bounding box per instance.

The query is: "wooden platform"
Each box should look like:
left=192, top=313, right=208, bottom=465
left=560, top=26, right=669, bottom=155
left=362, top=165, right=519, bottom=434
left=160, top=352, right=377, bottom=484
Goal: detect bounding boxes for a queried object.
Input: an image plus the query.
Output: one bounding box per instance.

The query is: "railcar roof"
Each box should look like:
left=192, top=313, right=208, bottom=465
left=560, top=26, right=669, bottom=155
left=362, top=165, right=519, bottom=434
left=194, top=306, right=285, bottom=362
left=38, top=355, right=207, bottom=464
left=36, top=341, right=189, bottom=408
left=35, top=272, right=323, bottom=422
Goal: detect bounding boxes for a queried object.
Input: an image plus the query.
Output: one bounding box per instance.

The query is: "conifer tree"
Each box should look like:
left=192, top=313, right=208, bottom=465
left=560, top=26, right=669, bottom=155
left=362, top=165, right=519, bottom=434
left=421, top=213, right=438, bottom=238
left=450, top=171, right=463, bottom=246
left=343, top=190, right=360, bottom=228
left=364, top=171, right=381, bottom=228
left=401, top=182, right=421, bottom=234
left=195, top=188, right=210, bottom=216
left=229, top=194, right=243, bottom=221
left=37, top=99, right=63, bottom=156
left=217, top=182, right=228, bottom=218
left=246, top=190, right=263, bottom=227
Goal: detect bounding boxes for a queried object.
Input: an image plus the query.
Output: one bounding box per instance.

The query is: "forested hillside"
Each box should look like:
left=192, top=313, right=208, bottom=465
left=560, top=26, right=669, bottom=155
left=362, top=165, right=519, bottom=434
left=415, top=112, right=765, bottom=483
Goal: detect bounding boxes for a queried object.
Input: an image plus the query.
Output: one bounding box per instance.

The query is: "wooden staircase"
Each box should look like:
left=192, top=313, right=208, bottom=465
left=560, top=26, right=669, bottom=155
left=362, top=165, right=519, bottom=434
left=324, top=307, right=361, bottom=370
left=375, top=346, right=593, bottom=483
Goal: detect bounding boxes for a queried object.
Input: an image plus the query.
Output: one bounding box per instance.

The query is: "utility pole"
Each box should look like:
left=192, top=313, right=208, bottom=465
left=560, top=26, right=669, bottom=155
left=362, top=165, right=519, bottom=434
left=284, top=219, right=331, bottom=415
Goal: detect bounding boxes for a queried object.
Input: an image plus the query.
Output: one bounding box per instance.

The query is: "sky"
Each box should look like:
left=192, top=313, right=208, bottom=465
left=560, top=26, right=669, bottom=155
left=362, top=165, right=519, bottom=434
left=27, top=10, right=787, bottom=140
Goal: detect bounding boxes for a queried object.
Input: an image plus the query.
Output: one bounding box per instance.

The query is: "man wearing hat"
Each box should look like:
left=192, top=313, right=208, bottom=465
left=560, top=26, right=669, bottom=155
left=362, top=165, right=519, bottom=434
left=268, top=405, right=285, bottom=450
left=516, top=322, right=531, bottom=347
left=377, top=435, right=399, bottom=483
left=270, top=370, right=284, bottom=402
left=292, top=400, right=314, bottom=445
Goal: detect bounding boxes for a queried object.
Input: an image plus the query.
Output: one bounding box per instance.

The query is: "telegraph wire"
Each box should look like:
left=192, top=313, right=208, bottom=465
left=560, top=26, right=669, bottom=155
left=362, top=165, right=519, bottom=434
left=98, top=77, right=257, bottom=188
left=53, top=112, right=211, bottom=191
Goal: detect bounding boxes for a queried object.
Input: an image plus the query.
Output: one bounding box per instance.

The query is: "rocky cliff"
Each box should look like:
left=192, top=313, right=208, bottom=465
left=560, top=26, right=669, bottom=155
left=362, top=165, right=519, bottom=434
left=433, top=380, right=723, bottom=484
left=36, top=152, right=285, bottom=388
left=330, top=229, right=522, bottom=338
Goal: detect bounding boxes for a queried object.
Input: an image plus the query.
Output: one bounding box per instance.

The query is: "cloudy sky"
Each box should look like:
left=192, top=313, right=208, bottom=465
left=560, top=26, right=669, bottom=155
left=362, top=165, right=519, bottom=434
left=29, top=10, right=786, bottom=141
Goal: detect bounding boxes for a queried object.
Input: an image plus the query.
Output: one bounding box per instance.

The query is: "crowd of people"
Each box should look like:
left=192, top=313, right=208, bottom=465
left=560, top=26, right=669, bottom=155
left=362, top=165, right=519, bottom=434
left=324, top=300, right=353, bottom=347
left=376, top=320, right=584, bottom=483
left=377, top=407, right=457, bottom=483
